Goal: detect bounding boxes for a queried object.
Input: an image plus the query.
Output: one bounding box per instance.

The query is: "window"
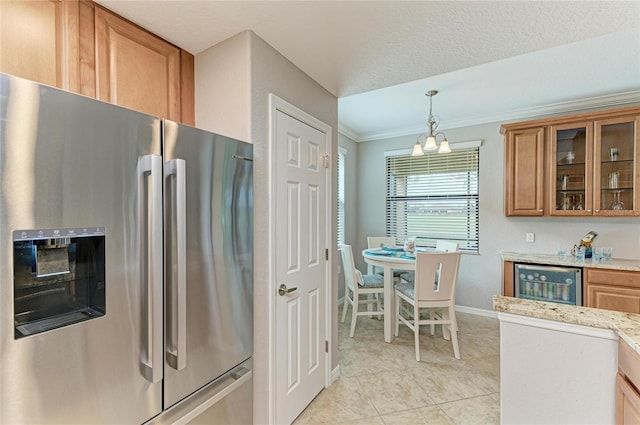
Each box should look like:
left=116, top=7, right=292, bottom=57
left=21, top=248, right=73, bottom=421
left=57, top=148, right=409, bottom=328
left=385, top=145, right=479, bottom=252
left=337, top=148, right=346, bottom=246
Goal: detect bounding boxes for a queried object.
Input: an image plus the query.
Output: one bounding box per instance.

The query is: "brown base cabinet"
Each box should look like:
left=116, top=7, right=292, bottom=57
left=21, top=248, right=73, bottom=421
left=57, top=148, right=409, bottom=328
left=0, top=0, right=194, bottom=125
left=585, top=268, right=640, bottom=314
left=617, top=340, right=640, bottom=424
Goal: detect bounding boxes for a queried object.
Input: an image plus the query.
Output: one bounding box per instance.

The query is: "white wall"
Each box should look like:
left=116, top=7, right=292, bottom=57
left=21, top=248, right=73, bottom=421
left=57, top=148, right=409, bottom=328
left=195, top=30, right=338, bottom=424
left=355, top=120, right=640, bottom=311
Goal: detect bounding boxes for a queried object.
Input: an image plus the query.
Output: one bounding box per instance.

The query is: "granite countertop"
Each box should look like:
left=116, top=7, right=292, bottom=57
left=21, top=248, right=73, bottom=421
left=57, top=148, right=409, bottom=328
left=501, top=251, right=640, bottom=272
left=494, top=295, right=640, bottom=355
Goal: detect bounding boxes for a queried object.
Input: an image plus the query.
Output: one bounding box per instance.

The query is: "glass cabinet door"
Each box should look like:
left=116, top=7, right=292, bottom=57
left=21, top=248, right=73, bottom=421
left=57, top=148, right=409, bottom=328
left=594, top=116, right=639, bottom=215
left=550, top=122, right=593, bottom=215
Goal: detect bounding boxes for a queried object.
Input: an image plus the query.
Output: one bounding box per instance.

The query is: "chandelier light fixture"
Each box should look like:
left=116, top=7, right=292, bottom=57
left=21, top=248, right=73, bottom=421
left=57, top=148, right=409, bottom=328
left=411, top=90, right=451, bottom=156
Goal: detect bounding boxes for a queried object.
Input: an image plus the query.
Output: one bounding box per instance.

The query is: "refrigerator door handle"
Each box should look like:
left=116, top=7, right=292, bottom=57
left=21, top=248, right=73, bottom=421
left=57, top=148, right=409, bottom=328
left=138, top=154, right=164, bottom=383
left=165, top=158, right=187, bottom=371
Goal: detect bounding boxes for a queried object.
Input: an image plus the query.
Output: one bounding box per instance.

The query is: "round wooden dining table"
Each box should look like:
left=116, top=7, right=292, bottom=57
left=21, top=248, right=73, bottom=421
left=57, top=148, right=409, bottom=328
left=361, top=248, right=416, bottom=343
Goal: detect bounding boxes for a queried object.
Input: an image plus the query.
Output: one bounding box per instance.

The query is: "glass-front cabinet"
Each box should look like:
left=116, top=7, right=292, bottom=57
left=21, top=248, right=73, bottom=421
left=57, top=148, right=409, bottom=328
left=550, top=121, right=593, bottom=215
left=549, top=114, right=639, bottom=216
left=594, top=116, right=639, bottom=216
left=503, top=106, right=640, bottom=218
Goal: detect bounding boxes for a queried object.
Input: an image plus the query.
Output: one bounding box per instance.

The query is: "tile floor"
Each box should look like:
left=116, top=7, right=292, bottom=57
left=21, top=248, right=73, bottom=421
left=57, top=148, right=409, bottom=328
left=293, top=310, right=501, bottom=425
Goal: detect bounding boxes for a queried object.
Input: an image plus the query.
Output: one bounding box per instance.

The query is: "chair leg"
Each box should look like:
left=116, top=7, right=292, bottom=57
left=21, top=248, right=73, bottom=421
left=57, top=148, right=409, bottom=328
left=429, top=310, right=436, bottom=335
left=394, top=294, right=400, bottom=337
left=376, top=294, right=382, bottom=320
left=349, top=293, right=358, bottom=338
left=414, top=303, right=420, bottom=362
left=341, top=291, right=349, bottom=323
left=441, top=308, right=451, bottom=341
left=449, top=305, right=460, bottom=359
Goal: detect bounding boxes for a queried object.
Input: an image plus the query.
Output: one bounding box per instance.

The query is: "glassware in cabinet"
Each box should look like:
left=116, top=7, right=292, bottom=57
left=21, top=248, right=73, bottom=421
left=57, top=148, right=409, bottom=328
left=594, top=116, right=639, bottom=215
left=550, top=122, right=593, bottom=215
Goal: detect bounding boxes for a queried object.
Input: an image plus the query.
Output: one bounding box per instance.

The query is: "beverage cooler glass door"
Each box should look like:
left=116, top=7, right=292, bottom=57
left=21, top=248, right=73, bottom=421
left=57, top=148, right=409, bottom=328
left=514, top=264, right=582, bottom=306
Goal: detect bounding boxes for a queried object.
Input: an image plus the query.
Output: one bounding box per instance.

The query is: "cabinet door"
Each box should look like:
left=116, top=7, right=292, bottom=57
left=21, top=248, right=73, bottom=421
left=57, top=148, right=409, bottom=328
left=549, top=121, right=593, bottom=215
left=95, top=7, right=181, bottom=121
left=617, top=374, right=640, bottom=425
left=586, top=284, right=640, bottom=314
left=0, top=0, right=79, bottom=91
left=594, top=115, right=640, bottom=216
left=504, top=127, right=545, bottom=216
left=585, top=268, right=640, bottom=313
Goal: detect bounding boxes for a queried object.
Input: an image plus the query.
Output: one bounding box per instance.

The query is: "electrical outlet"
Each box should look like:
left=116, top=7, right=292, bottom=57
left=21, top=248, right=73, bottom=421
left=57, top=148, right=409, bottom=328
left=526, top=233, right=535, bottom=243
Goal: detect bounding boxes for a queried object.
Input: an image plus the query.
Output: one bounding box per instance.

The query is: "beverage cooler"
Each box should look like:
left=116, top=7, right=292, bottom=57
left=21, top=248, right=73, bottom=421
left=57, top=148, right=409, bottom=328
left=514, top=263, right=582, bottom=306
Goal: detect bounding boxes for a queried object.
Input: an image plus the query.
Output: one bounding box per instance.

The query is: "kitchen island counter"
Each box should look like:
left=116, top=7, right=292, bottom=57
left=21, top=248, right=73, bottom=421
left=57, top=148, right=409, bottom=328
left=493, top=295, right=640, bottom=355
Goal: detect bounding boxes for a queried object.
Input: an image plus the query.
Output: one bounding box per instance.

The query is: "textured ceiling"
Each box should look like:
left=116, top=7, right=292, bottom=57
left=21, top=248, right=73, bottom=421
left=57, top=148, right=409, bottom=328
left=96, top=1, right=640, bottom=141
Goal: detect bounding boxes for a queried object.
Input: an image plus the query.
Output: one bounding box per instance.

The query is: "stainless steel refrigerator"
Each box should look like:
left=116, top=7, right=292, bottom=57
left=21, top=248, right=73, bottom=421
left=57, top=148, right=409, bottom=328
left=0, top=73, right=253, bottom=424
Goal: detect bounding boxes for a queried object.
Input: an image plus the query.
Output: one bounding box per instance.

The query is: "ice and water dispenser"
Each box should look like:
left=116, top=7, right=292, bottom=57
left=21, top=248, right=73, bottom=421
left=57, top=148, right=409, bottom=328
left=12, top=228, right=106, bottom=338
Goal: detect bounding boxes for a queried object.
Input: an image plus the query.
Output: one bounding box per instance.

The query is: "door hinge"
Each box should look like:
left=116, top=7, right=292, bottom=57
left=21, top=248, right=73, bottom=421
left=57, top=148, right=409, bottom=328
left=323, top=154, right=329, bottom=169
left=325, top=248, right=329, bottom=261
left=325, top=340, right=328, bottom=353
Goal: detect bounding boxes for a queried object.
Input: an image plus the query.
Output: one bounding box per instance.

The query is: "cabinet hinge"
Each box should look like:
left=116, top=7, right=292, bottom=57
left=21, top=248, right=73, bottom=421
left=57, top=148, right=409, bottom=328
left=325, top=340, right=328, bottom=353
left=325, top=248, right=329, bottom=261
left=323, top=154, right=330, bottom=169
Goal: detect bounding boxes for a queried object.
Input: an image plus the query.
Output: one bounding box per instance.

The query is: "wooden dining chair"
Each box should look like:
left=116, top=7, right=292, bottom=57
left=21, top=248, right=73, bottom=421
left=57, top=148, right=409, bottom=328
left=367, top=236, right=403, bottom=280
left=339, top=244, right=385, bottom=337
left=399, top=240, right=459, bottom=284
left=394, top=251, right=461, bottom=361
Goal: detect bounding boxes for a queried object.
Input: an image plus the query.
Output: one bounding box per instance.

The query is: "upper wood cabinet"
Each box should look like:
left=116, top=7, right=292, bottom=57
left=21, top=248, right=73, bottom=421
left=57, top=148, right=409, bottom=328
left=93, top=7, right=180, bottom=121
left=502, top=106, right=640, bottom=217
left=549, top=121, right=594, bottom=215
left=504, top=127, right=545, bottom=216
left=0, top=0, right=194, bottom=125
left=0, top=0, right=79, bottom=91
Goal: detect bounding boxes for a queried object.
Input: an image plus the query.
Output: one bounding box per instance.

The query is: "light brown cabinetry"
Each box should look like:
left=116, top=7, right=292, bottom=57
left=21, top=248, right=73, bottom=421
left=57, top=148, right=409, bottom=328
left=584, top=268, right=640, bottom=314
left=550, top=116, right=640, bottom=216
left=0, top=0, right=194, bottom=125
left=502, top=106, right=640, bottom=217
left=617, top=339, right=640, bottom=424
left=93, top=7, right=182, bottom=122
left=502, top=260, right=515, bottom=297
left=0, top=0, right=79, bottom=91
left=504, top=127, right=545, bottom=216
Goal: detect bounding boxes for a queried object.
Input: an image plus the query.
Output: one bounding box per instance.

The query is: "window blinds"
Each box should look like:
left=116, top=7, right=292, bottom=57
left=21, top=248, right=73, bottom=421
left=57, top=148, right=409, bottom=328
left=386, top=147, right=479, bottom=252
left=337, top=150, right=346, bottom=246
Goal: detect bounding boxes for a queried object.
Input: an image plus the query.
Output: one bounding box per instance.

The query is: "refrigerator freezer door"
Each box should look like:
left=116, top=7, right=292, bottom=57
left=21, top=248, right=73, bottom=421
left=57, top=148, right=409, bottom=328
left=147, top=359, right=253, bottom=425
left=0, top=73, right=163, bottom=423
left=162, top=120, right=253, bottom=408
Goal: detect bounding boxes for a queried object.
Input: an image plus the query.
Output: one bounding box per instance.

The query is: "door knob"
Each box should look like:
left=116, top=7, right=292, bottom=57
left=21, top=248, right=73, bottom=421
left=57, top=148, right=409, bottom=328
left=278, top=284, right=297, bottom=296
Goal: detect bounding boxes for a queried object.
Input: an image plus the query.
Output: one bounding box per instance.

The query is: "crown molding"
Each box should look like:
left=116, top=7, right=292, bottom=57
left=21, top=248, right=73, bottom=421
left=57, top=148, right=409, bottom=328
left=352, top=90, right=640, bottom=142
left=338, top=123, right=360, bottom=142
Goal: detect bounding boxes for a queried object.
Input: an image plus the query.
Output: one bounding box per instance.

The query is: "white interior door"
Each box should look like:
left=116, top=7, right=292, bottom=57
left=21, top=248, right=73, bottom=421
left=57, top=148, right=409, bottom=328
left=275, top=109, right=327, bottom=425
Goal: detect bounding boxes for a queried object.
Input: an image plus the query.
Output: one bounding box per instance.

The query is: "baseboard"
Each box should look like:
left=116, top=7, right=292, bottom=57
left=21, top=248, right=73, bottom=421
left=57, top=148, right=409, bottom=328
left=330, top=365, right=340, bottom=384
left=455, top=304, right=498, bottom=318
